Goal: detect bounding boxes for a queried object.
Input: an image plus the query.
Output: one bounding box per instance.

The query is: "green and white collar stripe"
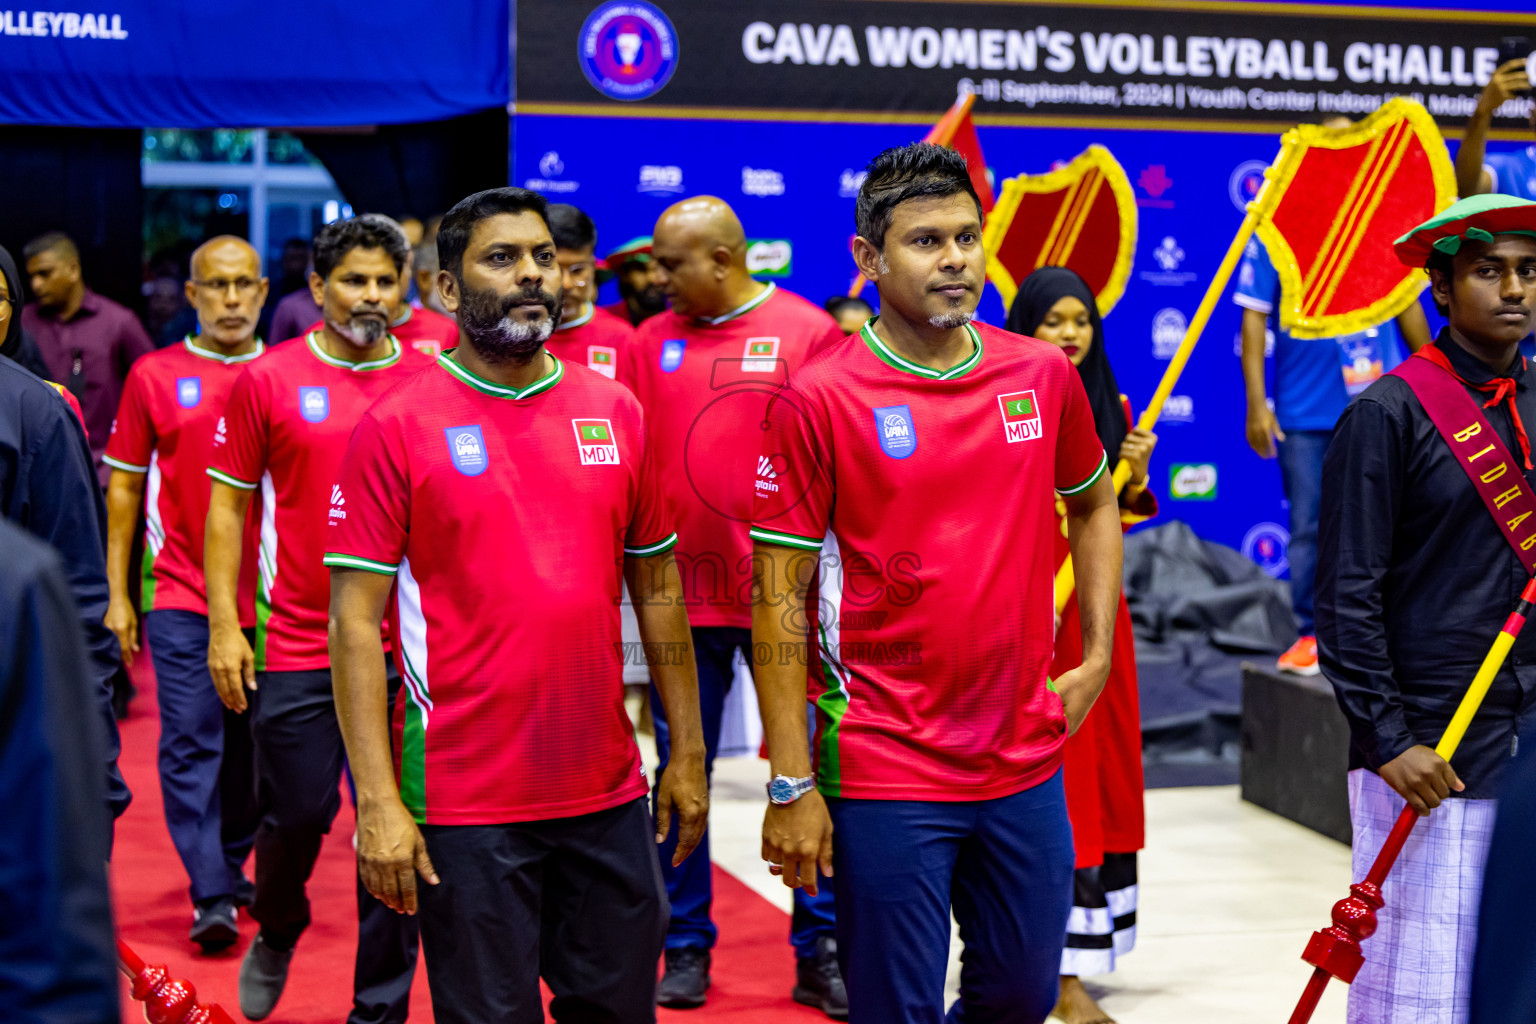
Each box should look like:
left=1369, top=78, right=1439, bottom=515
left=624, top=533, right=679, bottom=557
left=701, top=282, right=775, bottom=325
left=749, top=526, right=824, bottom=552
left=438, top=351, right=564, bottom=400
left=305, top=331, right=403, bottom=371
left=183, top=336, right=265, bottom=364
left=556, top=304, right=595, bottom=331
left=323, top=553, right=399, bottom=576
left=1057, top=451, right=1109, bottom=496
left=859, top=319, right=982, bottom=380
left=207, top=467, right=258, bottom=490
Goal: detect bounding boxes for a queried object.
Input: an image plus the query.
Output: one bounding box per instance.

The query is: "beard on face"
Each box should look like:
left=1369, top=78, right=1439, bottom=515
left=928, top=310, right=975, bottom=329
left=635, top=283, right=668, bottom=315
left=328, top=303, right=390, bottom=347
left=458, top=279, right=560, bottom=364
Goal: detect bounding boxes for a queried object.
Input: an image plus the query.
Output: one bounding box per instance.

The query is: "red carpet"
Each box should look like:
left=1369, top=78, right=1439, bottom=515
left=112, top=659, right=828, bottom=1022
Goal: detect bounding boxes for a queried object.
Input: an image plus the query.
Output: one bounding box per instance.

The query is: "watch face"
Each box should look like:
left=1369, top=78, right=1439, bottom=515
left=769, top=778, right=794, bottom=803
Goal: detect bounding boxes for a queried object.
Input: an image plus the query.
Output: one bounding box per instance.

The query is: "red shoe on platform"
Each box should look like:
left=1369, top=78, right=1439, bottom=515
left=1277, top=636, right=1320, bottom=676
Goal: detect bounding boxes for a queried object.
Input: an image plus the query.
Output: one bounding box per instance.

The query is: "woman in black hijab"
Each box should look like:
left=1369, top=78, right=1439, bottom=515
left=1007, top=266, right=1156, bottom=1024
left=0, top=244, right=52, bottom=379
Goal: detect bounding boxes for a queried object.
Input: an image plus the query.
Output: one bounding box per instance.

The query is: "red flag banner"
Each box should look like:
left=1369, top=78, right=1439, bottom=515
left=1257, top=98, right=1455, bottom=339
left=925, top=92, right=996, bottom=212
left=982, top=145, right=1137, bottom=316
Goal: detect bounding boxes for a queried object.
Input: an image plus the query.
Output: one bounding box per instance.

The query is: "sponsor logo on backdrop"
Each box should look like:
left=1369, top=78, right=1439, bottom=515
left=839, top=169, right=868, bottom=198
left=446, top=425, right=488, bottom=476
left=1242, top=521, right=1291, bottom=578
left=577, top=1, right=679, bottom=102
left=525, top=150, right=579, bottom=193
left=742, top=167, right=786, bottom=196
left=1136, top=164, right=1174, bottom=209
left=572, top=419, right=621, bottom=465
left=176, top=376, right=201, bottom=409
left=1159, top=394, right=1194, bottom=424
left=1152, top=308, right=1187, bottom=359
left=997, top=390, right=1043, bottom=443
left=1140, top=235, right=1196, bottom=286
left=745, top=239, right=792, bottom=277
left=874, top=404, right=917, bottom=459
left=1169, top=462, right=1217, bottom=499
left=1229, top=160, right=1270, bottom=212
left=539, top=151, right=564, bottom=176
left=638, top=164, right=684, bottom=194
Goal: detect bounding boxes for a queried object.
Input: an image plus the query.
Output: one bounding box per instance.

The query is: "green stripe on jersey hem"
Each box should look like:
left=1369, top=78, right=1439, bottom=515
left=1056, top=451, right=1109, bottom=496
left=624, top=533, right=678, bottom=557
left=749, top=526, right=823, bottom=551
left=103, top=455, right=149, bottom=473
left=437, top=350, right=564, bottom=400
left=139, top=546, right=157, bottom=614
left=207, top=467, right=258, bottom=490
left=323, top=553, right=400, bottom=575
left=859, top=318, right=982, bottom=380
left=815, top=625, right=849, bottom=798
left=305, top=331, right=403, bottom=371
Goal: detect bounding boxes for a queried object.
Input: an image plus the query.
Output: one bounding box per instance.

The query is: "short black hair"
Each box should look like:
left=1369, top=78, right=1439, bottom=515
left=23, top=230, right=78, bottom=264
left=312, top=214, right=410, bottom=280
left=546, top=204, right=597, bottom=252
left=855, top=143, right=983, bottom=251
left=437, top=187, right=550, bottom=280
left=825, top=296, right=874, bottom=319
left=1426, top=249, right=1454, bottom=317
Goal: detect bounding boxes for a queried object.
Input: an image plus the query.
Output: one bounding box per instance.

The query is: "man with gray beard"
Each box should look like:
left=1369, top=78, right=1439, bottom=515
left=204, top=215, right=432, bottom=1022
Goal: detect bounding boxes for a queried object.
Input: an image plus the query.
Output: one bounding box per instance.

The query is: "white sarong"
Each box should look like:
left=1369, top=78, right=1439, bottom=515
left=1346, top=768, right=1496, bottom=1024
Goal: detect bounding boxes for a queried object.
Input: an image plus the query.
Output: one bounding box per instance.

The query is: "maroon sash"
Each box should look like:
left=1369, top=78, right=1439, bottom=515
left=1390, top=352, right=1536, bottom=573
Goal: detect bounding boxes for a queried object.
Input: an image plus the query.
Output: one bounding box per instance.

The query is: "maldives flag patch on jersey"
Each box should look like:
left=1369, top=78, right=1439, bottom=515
left=997, top=390, right=1042, bottom=443
left=587, top=346, right=617, bottom=379
left=742, top=337, right=780, bottom=372
left=572, top=419, right=620, bottom=466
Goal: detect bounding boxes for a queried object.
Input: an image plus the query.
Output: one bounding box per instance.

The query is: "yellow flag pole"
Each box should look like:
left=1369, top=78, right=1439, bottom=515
left=1054, top=134, right=1302, bottom=613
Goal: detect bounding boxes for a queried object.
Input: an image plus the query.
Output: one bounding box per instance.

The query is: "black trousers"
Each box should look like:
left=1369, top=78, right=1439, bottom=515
left=251, top=666, right=420, bottom=1024
left=417, top=798, right=668, bottom=1024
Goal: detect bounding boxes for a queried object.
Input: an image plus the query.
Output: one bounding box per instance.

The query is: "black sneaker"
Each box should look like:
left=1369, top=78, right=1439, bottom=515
left=657, top=947, right=711, bottom=1009
left=189, top=897, right=238, bottom=953
left=238, top=933, right=294, bottom=1020
left=793, top=937, right=849, bottom=1019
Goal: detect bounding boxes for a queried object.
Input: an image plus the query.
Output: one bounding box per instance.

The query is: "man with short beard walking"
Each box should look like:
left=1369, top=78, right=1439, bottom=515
left=326, top=186, right=710, bottom=1023
left=204, top=215, right=431, bottom=1022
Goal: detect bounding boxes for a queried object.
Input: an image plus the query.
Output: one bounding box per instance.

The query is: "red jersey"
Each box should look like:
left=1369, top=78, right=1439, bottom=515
left=751, top=320, right=1107, bottom=801
left=324, top=353, right=676, bottom=825
left=545, top=303, right=634, bottom=381
left=207, top=332, right=430, bottom=670
left=104, top=337, right=266, bottom=622
left=622, top=284, right=845, bottom=628
left=304, top=306, right=459, bottom=360
left=602, top=300, right=637, bottom=326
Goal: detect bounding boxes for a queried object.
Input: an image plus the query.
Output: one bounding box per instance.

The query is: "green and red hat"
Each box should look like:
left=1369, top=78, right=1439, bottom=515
left=605, top=235, right=653, bottom=267
left=1394, top=193, right=1536, bottom=267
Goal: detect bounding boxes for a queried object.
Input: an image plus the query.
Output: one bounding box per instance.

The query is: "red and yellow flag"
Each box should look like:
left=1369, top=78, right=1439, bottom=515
left=923, top=92, right=995, bottom=212
left=982, top=145, right=1137, bottom=316
left=1257, top=98, right=1455, bottom=339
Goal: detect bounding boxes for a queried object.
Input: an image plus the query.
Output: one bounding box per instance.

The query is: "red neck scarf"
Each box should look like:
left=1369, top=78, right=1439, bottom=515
left=1417, top=344, right=1533, bottom=470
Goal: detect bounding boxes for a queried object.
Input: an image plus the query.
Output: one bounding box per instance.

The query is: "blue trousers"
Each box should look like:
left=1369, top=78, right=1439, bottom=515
left=144, top=609, right=257, bottom=904
left=652, top=625, right=835, bottom=957
left=827, top=772, right=1075, bottom=1024
left=1277, top=429, right=1331, bottom=635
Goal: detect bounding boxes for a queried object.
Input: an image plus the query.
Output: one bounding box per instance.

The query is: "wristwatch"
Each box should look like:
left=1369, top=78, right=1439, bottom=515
left=767, top=774, right=817, bottom=805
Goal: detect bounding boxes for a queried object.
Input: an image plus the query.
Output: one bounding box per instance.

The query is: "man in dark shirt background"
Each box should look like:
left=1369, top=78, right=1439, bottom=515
left=1316, top=195, right=1536, bottom=1024
left=21, top=231, right=154, bottom=486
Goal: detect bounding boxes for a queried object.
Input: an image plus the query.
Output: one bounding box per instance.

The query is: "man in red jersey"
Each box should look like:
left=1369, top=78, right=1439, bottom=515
left=326, top=186, right=708, bottom=1023
left=545, top=204, right=634, bottom=380
left=204, top=215, right=431, bottom=1023
left=103, top=236, right=267, bottom=952
left=604, top=235, right=667, bottom=326
left=623, top=195, right=848, bottom=1014
left=751, top=144, right=1124, bottom=1024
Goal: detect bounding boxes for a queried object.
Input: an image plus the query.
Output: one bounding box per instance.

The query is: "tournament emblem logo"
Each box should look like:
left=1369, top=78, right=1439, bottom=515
left=577, top=1, right=679, bottom=102
left=1241, top=522, right=1290, bottom=578
left=997, top=390, right=1043, bottom=443
left=299, top=386, right=329, bottom=423
left=572, top=419, right=621, bottom=466
left=741, top=337, right=780, bottom=373
left=588, top=346, right=618, bottom=379
left=176, top=376, right=202, bottom=409
left=1229, top=159, right=1270, bottom=212
left=445, top=425, right=488, bottom=477
left=660, top=338, right=686, bottom=373
left=872, top=405, right=916, bottom=460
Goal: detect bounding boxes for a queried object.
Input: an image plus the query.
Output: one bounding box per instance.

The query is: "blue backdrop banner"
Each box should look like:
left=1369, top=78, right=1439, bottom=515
left=0, top=1, right=509, bottom=128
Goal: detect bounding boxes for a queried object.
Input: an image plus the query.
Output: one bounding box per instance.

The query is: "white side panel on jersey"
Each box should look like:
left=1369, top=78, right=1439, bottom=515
left=258, top=471, right=277, bottom=599
left=818, top=529, right=850, bottom=699
left=144, top=451, right=166, bottom=556
left=395, top=556, right=435, bottom=727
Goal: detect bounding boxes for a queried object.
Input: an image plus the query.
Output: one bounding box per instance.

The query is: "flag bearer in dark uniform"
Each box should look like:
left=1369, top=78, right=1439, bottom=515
left=1316, top=194, right=1536, bottom=1024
